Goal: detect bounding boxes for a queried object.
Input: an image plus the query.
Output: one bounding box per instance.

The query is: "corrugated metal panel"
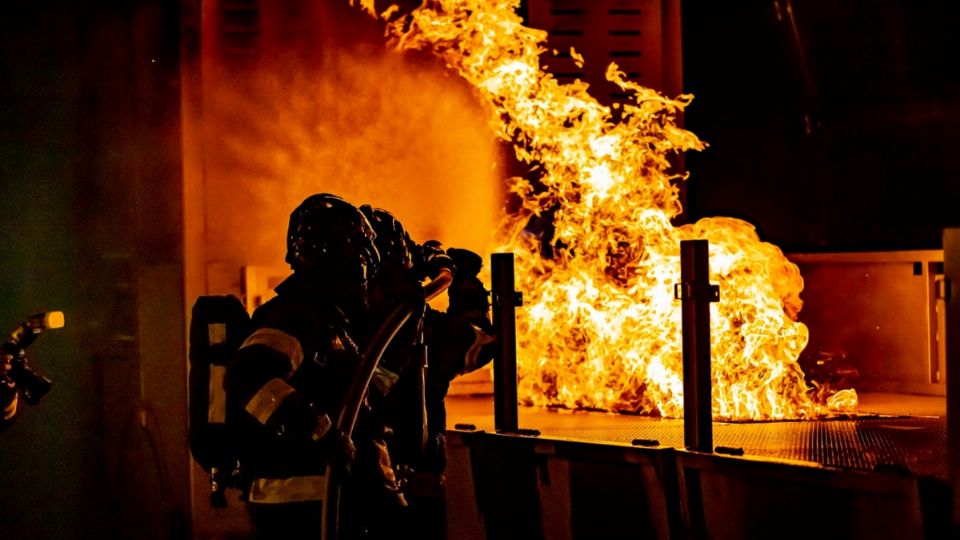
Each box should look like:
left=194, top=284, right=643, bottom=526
left=526, top=0, right=679, bottom=101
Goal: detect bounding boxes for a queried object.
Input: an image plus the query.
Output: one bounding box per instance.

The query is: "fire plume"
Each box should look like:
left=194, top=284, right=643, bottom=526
left=362, top=0, right=856, bottom=420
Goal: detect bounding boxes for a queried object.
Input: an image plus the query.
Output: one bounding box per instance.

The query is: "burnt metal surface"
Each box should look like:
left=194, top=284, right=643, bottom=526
left=448, top=392, right=948, bottom=480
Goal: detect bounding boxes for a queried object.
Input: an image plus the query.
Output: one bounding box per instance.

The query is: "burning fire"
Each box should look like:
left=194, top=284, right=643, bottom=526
left=358, top=0, right=857, bottom=420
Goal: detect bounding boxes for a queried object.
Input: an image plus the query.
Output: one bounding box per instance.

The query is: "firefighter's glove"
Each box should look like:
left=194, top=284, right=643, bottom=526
left=446, top=248, right=489, bottom=315
left=449, top=276, right=489, bottom=315
left=447, top=248, right=482, bottom=278
left=418, top=240, right=456, bottom=280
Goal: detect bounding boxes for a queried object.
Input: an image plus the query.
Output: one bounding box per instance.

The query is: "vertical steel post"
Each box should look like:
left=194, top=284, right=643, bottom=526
left=944, top=229, right=960, bottom=532
left=677, top=240, right=718, bottom=453
left=492, top=253, right=520, bottom=433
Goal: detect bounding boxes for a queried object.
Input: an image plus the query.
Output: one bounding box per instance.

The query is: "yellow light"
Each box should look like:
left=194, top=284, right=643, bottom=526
left=45, top=311, right=65, bottom=330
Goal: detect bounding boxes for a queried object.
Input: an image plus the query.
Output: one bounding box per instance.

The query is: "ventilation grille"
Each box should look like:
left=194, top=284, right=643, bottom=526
left=220, top=0, right=259, bottom=56
left=529, top=0, right=661, bottom=102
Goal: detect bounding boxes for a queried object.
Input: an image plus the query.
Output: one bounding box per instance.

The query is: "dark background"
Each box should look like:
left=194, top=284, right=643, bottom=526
left=1, top=1, right=187, bottom=538
left=683, top=0, right=960, bottom=252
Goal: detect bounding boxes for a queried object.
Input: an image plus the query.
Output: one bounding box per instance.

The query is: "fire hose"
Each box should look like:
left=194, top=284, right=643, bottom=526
left=324, top=267, right=454, bottom=540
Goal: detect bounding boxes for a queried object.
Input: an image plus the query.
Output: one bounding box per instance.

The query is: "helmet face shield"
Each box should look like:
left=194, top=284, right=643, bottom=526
left=286, top=194, right=381, bottom=289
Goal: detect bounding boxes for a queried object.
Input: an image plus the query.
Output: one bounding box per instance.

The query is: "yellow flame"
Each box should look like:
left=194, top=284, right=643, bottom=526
left=350, top=0, right=378, bottom=17
left=365, top=0, right=856, bottom=420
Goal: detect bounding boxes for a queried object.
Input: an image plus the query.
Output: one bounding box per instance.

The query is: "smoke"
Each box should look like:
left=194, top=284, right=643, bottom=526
left=202, top=43, right=503, bottom=268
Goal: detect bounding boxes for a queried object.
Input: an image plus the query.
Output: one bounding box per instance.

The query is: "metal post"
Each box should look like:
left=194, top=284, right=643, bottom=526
left=676, top=240, right=719, bottom=453
left=943, top=229, right=960, bottom=532
left=492, top=253, right=521, bottom=433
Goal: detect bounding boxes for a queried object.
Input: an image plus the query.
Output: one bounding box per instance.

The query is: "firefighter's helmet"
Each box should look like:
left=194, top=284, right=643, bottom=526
left=285, top=193, right=380, bottom=286
left=359, top=205, right=414, bottom=273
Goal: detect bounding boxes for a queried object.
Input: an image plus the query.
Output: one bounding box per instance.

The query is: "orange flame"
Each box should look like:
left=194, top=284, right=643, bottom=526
left=365, top=0, right=856, bottom=420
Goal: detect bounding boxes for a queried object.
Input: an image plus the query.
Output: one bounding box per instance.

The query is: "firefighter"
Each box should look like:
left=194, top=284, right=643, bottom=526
left=359, top=205, right=496, bottom=540
left=351, top=206, right=451, bottom=538
left=401, top=245, right=495, bottom=539
left=224, top=193, right=382, bottom=539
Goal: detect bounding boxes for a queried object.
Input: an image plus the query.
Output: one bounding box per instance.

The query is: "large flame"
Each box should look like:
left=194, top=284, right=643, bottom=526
left=360, top=0, right=857, bottom=420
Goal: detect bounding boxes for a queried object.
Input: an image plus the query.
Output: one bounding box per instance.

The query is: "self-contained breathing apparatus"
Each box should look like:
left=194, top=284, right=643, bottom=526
left=188, top=295, right=251, bottom=507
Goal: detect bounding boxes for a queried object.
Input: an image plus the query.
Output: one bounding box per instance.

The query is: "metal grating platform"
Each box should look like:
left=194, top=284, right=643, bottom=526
left=446, top=392, right=948, bottom=480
